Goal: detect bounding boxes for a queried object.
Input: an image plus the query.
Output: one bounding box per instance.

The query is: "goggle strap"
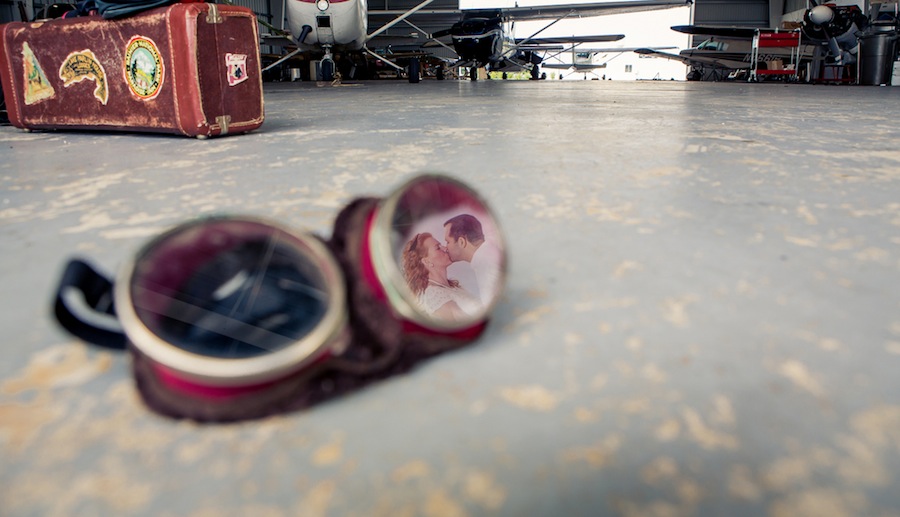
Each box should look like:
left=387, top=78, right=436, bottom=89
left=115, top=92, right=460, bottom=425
left=53, top=258, right=128, bottom=350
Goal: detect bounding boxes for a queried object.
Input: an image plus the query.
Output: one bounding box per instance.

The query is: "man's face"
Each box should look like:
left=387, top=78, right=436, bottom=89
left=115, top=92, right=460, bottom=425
left=443, top=224, right=464, bottom=262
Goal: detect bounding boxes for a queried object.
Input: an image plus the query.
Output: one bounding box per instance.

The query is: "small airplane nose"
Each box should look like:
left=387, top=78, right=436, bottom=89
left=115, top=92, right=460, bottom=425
left=809, top=5, right=834, bottom=25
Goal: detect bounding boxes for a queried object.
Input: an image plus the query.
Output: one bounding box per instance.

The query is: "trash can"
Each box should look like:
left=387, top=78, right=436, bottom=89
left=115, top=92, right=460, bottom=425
left=859, top=23, right=900, bottom=85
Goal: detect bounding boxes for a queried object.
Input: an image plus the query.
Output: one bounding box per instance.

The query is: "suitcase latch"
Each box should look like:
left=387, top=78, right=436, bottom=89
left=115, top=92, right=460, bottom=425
left=206, top=3, right=223, bottom=24
left=216, top=115, right=232, bottom=135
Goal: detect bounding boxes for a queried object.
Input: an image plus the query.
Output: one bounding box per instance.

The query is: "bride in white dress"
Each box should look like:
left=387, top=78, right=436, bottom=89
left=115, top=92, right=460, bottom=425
left=402, top=232, right=481, bottom=322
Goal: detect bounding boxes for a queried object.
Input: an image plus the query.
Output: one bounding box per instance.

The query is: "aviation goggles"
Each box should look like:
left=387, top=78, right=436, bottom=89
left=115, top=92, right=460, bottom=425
left=53, top=174, right=506, bottom=422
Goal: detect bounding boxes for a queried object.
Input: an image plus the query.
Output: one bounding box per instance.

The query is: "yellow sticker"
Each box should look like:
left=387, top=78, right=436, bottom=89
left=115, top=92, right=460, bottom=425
left=123, top=36, right=164, bottom=100
left=59, top=49, right=108, bottom=105
left=21, top=42, right=55, bottom=105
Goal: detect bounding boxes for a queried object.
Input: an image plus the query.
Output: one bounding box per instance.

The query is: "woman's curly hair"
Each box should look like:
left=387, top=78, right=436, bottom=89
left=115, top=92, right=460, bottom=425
left=402, top=233, right=431, bottom=296
left=402, top=233, right=460, bottom=297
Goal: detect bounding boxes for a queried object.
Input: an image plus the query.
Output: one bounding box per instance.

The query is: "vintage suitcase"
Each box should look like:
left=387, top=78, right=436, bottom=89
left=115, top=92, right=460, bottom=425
left=0, top=3, right=264, bottom=138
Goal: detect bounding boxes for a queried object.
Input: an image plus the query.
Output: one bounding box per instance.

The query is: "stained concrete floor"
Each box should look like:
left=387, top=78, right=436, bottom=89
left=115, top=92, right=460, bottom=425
left=1, top=79, right=900, bottom=517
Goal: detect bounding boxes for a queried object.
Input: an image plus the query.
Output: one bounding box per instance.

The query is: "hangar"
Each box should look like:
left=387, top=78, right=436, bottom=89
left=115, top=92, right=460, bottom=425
left=2, top=1, right=900, bottom=517
left=3, top=0, right=899, bottom=82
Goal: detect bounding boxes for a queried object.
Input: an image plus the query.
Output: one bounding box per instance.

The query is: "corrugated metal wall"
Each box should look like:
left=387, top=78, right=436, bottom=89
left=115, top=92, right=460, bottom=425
left=231, top=0, right=463, bottom=39
left=784, top=0, right=807, bottom=14
left=0, top=2, right=20, bottom=23
left=226, top=0, right=281, bottom=57
left=233, top=0, right=274, bottom=24
left=229, top=0, right=278, bottom=29
left=693, top=0, right=769, bottom=26
left=690, top=0, right=769, bottom=46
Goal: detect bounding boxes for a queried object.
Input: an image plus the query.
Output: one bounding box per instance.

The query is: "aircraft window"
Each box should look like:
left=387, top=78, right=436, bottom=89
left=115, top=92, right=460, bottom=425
left=576, top=52, right=590, bottom=59
left=697, top=40, right=727, bottom=51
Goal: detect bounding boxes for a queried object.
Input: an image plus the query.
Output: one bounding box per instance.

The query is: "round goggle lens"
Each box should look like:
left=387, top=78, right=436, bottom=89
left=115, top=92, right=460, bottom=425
left=381, top=176, right=506, bottom=327
left=129, top=219, right=330, bottom=359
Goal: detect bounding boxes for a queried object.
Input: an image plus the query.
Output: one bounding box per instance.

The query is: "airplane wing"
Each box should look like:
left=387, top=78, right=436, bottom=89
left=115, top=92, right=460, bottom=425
left=634, top=47, right=693, bottom=65
left=261, top=33, right=295, bottom=48
left=518, top=35, right=626, bottom=45
left=544, top=46, right=676, bottom=70
left=670, top=25, right=760, bottom=39
left=541, top=62, right=608, bottom=69
left=569, top=46, right=677, bottom=53
left=366, top=1, right=463, bottom=50
left=493, top=0, right=692, bottom=21
left=634, top=47, right=738, bottom=70
left=670, top=24, right=814, bottom=45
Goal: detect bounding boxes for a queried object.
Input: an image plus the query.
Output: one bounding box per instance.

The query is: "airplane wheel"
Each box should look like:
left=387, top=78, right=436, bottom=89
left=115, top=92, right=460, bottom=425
left=469, top=67, right=477, bottom=81
left=408, top=58, right=420, bottom=83
left=321, top=59, right=335, bottom=82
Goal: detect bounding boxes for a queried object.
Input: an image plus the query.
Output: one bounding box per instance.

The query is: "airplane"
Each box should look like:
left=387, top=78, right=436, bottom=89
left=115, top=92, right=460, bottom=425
left=634, top=0, right=875, bottom=82
left=541, top=45, right=677, bottom=79
left=431, top=1, right=693, bottom=81
left=264, top=0, right=460, bottom=81
left=265, top=0, right=692, bottom=81
left=635, top=30, right=770, bottom=81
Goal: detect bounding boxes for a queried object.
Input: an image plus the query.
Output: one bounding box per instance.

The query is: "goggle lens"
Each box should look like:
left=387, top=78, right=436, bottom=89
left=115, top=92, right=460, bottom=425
left=129, top=219, right=332, bottom=359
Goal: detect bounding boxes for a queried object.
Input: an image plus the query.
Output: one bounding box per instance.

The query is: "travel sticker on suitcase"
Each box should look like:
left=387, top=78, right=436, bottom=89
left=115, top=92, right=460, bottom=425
left=59, top=49, right=108, bottom=105
left=225, top=53, right=248, bottom=86
left=124, top=35, right=164, bottom=100
left=22, top=42, right=55, bottom=105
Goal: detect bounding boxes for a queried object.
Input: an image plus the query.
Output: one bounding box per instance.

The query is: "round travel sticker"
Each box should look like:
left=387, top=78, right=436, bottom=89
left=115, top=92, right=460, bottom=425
left=124, top=36, right=164, bottom=100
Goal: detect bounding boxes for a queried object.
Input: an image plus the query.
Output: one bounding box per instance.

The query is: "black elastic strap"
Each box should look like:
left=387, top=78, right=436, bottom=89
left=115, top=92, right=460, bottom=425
left=53, top=258, right=127, bottom=350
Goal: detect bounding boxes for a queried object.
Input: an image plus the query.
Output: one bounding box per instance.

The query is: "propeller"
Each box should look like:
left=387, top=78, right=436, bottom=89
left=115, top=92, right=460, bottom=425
left=801, top=1, right=866, bottom=65
left=809, top=4, right=835, bottom=26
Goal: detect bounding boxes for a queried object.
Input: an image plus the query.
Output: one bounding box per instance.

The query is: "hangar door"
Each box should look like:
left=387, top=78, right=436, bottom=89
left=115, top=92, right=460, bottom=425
left=690, top=0, right=770, bottom=46
left=692, top=0, right=769, bottom=26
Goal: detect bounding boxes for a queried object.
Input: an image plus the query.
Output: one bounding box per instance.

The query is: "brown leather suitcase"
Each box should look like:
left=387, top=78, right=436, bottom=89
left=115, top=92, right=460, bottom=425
left=0, top=3, right=264, bottom=138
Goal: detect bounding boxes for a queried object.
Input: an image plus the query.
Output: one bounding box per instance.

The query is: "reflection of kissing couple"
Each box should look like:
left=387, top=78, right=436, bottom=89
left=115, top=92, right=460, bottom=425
left=402, top=214, right=501, bottom=322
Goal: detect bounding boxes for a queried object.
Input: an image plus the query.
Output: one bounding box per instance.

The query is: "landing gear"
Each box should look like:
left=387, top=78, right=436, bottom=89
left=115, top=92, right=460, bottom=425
left=321, top=59, right=335, bottom=81
left=469, top=67, right=478, bottom=81
left=530, top=64, right=541, bottom=80
left=320, top=45, right=335, bottom=82
left=408, top=57, right=420, bottom=83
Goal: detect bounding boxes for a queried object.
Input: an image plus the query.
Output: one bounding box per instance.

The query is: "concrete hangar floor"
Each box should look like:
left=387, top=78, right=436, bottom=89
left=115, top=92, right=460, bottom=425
left=2, top=79, right=900, bottom=516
